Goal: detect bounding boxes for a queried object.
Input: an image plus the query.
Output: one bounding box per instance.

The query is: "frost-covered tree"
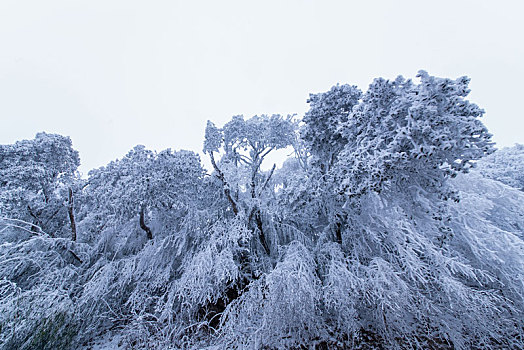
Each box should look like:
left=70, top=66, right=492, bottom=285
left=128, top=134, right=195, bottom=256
left=55, top=146, right=206, bottom=347
left=85, top=145, right=203, bottom=240
left=336, top=71, right=494, bottom=199
left=294, top=72, right=518, bottom=349
left=163, top=114, right=299, bottom=339
left=0, top=134, right=86, bottom=349
left=0, top=133, right=80, bottom=238
left=203, top=115, right=295, bottom=256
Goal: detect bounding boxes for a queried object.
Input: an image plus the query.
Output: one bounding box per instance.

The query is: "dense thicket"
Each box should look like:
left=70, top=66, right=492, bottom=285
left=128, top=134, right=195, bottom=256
left=1, top=71, right=523, bottom=349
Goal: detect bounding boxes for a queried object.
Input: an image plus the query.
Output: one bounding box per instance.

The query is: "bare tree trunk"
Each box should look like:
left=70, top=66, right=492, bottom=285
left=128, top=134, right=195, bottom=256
left=334, top=213, right=344, bottom=245
left=68, top=188, right=77, bottom=241
left=335, top=220, right=342, bottom=245
left=255, top=211, right=270, bottom=255
left=209, top=152, right=239, bottom=215
left=139, top=205, right=153, bottom=240
left=247, top=164, right=275, bottom=256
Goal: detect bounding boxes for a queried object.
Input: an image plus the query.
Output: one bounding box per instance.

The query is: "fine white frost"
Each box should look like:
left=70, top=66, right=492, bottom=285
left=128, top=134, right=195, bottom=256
left=0, top=72, right=523, bottom=349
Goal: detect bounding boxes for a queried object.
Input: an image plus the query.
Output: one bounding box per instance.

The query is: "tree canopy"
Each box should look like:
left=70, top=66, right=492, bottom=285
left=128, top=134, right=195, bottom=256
left=0, top=72, right=522, bottom=350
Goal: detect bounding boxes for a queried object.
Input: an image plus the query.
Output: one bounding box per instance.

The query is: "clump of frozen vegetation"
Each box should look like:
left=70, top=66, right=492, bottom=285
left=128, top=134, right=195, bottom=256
left=1, top=71, right=523, bottom=349
left=476, top=143, right=524, bottom=191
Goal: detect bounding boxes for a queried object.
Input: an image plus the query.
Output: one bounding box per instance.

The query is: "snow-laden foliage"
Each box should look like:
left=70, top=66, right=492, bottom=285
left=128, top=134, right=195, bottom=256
left=476, top=143, right=524, bottom=190
left=219, top=241, right=323, bottom=349
left=1, top=72, right=523, bottom=349
left=175, top=215, right=250, bottom=315
left=335, top=189, right=519, bottom=349
left=302, top=84, right=361, bottom=170
left=84, top=146, right=204, bottom=241
left=335, top=71, right=493, bottom=199
left=450, top=172, right=524, bottom=302
left=0, top=219, right=88, bottom=349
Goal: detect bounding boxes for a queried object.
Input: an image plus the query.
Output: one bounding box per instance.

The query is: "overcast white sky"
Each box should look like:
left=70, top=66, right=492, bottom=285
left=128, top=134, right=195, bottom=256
left=1, top=0, right=523, bottom=175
